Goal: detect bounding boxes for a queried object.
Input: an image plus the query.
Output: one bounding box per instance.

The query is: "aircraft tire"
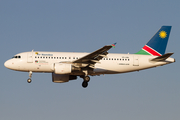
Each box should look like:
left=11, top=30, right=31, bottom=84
left=27, top=78, right=32, bottom=83
left=84, top=76, right=90, bottom=82
left=82, top=81, right=88, bottom=88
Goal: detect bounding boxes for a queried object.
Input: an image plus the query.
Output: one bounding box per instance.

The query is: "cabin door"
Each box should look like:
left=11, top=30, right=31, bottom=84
left=133, top=56, right=139, bottom=66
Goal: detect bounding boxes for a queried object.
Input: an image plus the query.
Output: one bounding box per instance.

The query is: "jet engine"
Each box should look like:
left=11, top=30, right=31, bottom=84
left=52, top=73, right=77, bottom=83
left=54, top=63, right=72, bottom=74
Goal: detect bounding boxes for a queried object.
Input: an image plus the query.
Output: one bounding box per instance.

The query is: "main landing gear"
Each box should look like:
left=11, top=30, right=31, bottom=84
left=27, top=71, right=32, bottom=83
left=81, top=70, right=90, bottom=88
left=82, top=76, right=90, bottom=88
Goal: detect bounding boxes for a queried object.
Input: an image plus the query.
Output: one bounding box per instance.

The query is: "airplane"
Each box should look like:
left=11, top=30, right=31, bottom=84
left=4, top=26, right=175, bottom=88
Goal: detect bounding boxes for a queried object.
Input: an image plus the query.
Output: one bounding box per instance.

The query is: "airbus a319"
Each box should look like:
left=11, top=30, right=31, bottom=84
left=4, top=26, right=175, bottom=88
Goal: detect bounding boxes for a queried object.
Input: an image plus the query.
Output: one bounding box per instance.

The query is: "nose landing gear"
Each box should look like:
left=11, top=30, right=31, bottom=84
left=27, top=71, right=32, bottom=83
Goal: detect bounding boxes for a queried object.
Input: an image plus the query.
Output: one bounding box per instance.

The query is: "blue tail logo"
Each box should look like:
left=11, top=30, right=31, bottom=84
left=136, top=26, right=172, bottom=56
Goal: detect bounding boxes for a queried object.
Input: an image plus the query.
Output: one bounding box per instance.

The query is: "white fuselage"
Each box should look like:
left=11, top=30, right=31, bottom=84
left=4, top=51, right=175, bottom=76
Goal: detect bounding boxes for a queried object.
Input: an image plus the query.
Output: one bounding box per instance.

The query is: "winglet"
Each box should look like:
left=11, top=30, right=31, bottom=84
left=111, top=43, right=117, bottom=48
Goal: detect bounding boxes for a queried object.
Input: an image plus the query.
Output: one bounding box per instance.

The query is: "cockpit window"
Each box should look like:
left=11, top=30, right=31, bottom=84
left=12, top=56, right=21, bottom=59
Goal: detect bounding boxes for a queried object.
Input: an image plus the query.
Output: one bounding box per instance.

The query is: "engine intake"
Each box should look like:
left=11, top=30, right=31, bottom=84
left=54, top=63, right=72, bottom=74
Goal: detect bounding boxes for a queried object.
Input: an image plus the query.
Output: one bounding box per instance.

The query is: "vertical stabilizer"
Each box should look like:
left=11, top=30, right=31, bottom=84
left=135, top=26, right=172, bottom=56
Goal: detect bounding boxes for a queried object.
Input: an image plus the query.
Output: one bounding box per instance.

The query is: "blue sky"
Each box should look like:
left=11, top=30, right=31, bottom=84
left=0, top=0, right=179, bottom=120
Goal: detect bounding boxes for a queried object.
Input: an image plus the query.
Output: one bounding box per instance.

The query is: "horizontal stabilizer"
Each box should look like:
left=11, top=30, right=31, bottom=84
left=150, top=53, right=174, bottom=62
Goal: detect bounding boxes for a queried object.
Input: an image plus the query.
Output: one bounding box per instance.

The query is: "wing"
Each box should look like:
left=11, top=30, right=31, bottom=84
left=72, top=43, right=116, bottom=68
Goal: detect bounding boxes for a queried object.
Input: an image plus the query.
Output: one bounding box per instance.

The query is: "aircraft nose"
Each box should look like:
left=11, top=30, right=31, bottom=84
left=4, top=60, right=11, bottom=69
left=4, top=60, right=9, bottom=68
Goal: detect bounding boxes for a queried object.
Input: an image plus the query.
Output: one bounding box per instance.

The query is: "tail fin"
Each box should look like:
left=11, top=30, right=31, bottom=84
left=135, top=26, right=172, bottom=56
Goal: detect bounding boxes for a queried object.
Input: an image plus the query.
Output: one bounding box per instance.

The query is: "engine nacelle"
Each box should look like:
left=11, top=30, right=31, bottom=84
left=52, top=73, right=77, bottom=83
left=54, top=63, right=72, bottom=74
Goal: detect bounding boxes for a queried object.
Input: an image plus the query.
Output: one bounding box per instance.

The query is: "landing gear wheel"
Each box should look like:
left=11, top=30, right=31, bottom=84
left=82, top=81, right=88, bottom=88
left=84, top=76, right=90, bottom=82
left=27, top=78, right=32, bottom=83
left=82, top=76, right=90, bottom=88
